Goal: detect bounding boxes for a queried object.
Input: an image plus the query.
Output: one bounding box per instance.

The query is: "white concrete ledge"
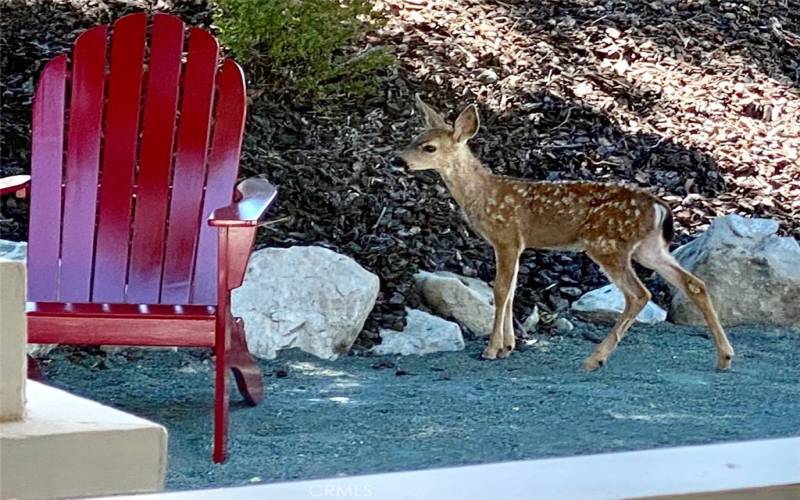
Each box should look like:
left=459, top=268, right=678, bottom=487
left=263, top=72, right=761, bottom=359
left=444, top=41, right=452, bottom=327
left=0, top=381, right=167, bottom=499
left=109, top=437, right=799, bottom=500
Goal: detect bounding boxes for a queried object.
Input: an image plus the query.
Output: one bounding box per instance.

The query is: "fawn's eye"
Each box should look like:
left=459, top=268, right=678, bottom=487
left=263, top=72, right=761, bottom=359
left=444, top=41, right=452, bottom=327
left=422, top=144, right=437, bottom=153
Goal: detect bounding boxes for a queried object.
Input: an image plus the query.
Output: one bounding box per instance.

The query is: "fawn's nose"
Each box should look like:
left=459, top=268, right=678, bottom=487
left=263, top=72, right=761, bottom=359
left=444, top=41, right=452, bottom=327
left=389, top=156, right=408, bottom=169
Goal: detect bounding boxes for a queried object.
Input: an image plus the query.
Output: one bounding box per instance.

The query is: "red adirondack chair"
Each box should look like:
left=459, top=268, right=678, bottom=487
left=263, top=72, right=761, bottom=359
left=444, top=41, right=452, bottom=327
left=0, top=12, right=276, bottom=463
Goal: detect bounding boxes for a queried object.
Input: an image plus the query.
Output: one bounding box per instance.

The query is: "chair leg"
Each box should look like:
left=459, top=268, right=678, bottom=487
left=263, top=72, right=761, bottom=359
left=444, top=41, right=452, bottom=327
left=229, top=317, right=264, bottom=406
left=213, top=319, right=230, bottom=464
left=27, top=355, right=42, bottom=380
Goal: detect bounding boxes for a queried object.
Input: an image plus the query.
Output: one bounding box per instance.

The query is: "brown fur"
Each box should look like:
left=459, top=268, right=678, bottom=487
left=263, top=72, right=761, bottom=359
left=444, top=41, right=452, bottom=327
left=395, top=97, right=734, bottom=371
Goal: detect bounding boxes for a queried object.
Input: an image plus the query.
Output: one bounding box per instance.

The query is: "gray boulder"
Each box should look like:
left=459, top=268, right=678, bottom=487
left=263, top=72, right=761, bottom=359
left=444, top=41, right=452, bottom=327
left=0, top=239, right=26, bottom=262
left=414, top=271, right=494, bottom=337
left=671, top=215, right=800, bottom=327
left=233, top=246, right=379, bottom=360
left=372, top=308, right=464, bottom=356
left=571, top=284, right=667, bottom=324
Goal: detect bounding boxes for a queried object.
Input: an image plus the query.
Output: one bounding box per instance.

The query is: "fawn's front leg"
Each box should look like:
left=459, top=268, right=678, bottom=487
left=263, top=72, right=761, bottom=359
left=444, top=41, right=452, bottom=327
left=483, top=245, right=521, bottom=360
left=502, top=269, right=518, bottom=355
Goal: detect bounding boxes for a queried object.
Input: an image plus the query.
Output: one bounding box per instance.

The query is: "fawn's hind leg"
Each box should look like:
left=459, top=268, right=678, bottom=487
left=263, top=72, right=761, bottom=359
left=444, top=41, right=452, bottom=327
left=633, top=237, right=734, bottom=370
left=583, top=247, right=651, bottom=371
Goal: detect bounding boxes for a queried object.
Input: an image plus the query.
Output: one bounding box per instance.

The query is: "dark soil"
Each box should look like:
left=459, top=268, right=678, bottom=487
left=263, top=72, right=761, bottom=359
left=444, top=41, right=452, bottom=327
left=40, top=322, right=800, bottom=490
left=2, top=1, right=799, bottom=342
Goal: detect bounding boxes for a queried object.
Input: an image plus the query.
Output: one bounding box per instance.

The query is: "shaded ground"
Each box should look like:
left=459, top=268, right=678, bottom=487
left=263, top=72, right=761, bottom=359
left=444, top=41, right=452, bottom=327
left=2, top=1, right=798, bottom=343
left=42, top=322, right=800, bottom=491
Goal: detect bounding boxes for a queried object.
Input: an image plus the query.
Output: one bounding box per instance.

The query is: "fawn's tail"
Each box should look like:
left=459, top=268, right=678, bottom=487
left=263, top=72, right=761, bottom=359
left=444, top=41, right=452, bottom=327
left=654, top=201, right=675, bottom=244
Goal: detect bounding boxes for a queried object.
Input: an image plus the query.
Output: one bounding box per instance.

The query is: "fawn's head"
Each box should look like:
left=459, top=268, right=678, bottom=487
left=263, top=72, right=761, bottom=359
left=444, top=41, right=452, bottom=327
left=392, top=95, right=480, bottom=171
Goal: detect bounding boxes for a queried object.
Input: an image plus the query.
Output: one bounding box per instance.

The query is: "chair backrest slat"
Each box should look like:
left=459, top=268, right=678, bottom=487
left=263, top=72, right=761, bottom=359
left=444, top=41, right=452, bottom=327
left=126, top=14, right=185, bottom=304
left=59, top=25, right=108, bottom=302
left=92, top=13, right=147, bottom=303
left=28, top=13, right=245, bottom=306
left=160, top=28, right=219, bottom=305
left=191, top=60, right=247, bottom=304
left=28, top=56, right=68, bottom=302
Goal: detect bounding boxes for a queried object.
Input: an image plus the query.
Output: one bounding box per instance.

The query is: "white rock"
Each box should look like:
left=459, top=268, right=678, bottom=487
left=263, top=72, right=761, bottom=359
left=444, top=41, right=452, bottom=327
left=522, top=305, right=540, bottom=332
left=0, top=240, right=54, bottom=357
left=555, top=317, right=574, bottom=333
left=571, top=284, right=667, bottom=324
left=414, top=271, right=494, bottom=337
left=233, top=246, right=379, bottom=360
left=372, top=308, right=464, bottom=356
left=671, top=215, right=800, bottom=327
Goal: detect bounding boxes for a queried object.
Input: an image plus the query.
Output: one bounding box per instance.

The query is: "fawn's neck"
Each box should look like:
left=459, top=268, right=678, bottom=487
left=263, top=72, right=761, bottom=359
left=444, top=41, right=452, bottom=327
left=436, top=151, right=492, bottom=210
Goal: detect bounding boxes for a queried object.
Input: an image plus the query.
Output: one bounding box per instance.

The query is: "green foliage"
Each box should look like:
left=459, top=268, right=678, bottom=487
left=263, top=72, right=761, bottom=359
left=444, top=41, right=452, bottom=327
left=212, top=0, right=392, bottom=97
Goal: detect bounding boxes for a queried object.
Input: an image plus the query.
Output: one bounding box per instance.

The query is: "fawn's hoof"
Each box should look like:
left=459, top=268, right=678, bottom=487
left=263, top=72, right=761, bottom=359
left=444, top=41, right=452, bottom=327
left=582, top=356, right=605, bottom=372
left=716, top=345, right=734, bottom=371
left=497, top=347, right=513, bottom=359
left=481, top=346, right=501, bottom=360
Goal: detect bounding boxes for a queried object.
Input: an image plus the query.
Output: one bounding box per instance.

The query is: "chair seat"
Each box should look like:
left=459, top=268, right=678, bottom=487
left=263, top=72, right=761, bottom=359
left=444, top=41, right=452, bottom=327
left=27, top=302, right=216, bottom=318
left=27, top=302, right=217, bottom=347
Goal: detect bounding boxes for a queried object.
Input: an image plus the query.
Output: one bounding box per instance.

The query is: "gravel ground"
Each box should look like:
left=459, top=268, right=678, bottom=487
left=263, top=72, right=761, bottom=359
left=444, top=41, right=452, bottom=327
left=41, top=322, right=800, bottom=491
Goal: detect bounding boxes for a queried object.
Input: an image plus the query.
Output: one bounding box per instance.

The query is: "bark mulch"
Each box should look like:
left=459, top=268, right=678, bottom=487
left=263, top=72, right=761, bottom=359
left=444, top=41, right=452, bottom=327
left=1, top=0, right=798, bottom=345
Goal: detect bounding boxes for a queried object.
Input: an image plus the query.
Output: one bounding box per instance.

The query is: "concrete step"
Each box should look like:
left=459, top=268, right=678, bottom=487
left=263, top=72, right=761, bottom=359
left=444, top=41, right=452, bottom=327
left=0, top=380, right=167, bottom=499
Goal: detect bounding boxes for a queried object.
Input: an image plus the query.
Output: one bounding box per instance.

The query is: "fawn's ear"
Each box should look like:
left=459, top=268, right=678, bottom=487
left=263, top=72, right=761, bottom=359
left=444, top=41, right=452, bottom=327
left=453, top=104, right=479, bottom=143
left=415, top=94, right=449, bottom=130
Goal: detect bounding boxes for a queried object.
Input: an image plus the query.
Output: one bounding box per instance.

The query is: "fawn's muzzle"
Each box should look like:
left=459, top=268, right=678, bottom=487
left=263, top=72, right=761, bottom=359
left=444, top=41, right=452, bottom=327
left=389, top=156, right=408, bottom=169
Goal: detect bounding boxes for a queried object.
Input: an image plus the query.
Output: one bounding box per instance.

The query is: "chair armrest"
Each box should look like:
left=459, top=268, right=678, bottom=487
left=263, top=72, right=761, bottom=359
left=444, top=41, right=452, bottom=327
left=208, top=177, right=277, bottom=228
left=0, top=175, right=31, bottom=197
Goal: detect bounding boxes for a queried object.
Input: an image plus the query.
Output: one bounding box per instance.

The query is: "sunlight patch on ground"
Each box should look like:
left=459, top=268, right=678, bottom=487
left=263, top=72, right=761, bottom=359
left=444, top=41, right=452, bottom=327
left=331, top=380, right=363, bottom=389
left=288, top=361, right=350, bottom=378
left=307, top=396, right=353, bottom=405
left=607, top=411, right=698, bottom=422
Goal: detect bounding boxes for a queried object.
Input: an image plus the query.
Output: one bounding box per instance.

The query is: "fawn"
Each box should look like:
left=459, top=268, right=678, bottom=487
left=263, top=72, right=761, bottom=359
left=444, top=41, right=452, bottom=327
left=391, top=96, right=734, bottom=371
